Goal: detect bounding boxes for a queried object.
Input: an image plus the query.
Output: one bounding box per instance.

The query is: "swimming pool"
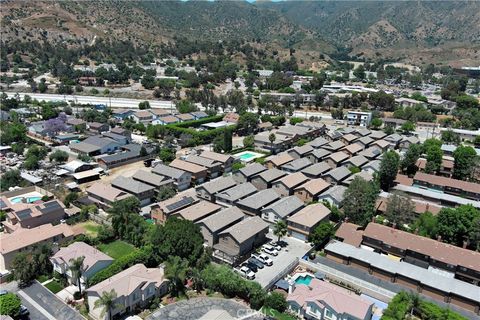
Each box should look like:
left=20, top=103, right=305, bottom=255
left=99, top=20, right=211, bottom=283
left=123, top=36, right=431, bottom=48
left=234, top=151, right=264, bottom=162
left=295, top=275, right=313, bottom=286
left=10, top=196, right=42, bottom=204
left=239, top=152, right=257, bottom=161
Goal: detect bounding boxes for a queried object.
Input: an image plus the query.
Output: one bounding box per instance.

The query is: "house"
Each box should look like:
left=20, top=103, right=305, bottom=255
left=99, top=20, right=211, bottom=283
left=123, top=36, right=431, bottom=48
left=110, top=127, right=132, bottom=141
left=288, top=145, right=314, bottom=159
left=86, top=182, right=132, bottom=209
left=341, top=155, right=368, bottom=169
left=323, top=140, right=345, bottom=152
left=384, top=133, right=403, bottom=148
left=254, top=131, right=292, bottom=153
left=149, top=109, right=171, bottom=119
left=343, top=171, right=374, bottom=186
left=325, top=151, right=349, bottom=169
left=287, top=203, right=331, bottom=240
left=198, top=207, right=245, bottom=247
left=97, top=144, right=154, bottom=169
left=170, top=159, right=208, bottom=184
left=0, top=223, right=74, bottom=270
left=87, top=264, right=169, bottom=320
left=196, top=176, right=237, bottom=202
left=264, top=153, right=294, bottom=169
left=359, top=146, right=382, bottom=160
left=347, top=111, right=372, bottom=127
left=288, top=277, right=374, bottom=320
left=236, top=189, right=281, bottom=216
left=272, top=172, right=310, bottom=197
left=152, top=164, right=192, bottom=191
left=261, top=196, right=305, bottom=224
left=341, top=143, right=363, bottom=157
left=153, top=115, right=179, bottom=125
left=307, top=149, right=331, bottom=164
left=356, top=136, right=374, bottom=148
left=307, top=137, right=329, bottom=149
left=340, top=133, right=358, bottom=145
left=439, top=128, right=480, bottom=142
left=112, top=109, right=135, bottom=121
left=233, top=163, right=267, bottom=183
left=199, top=151, right=235, bottom=173
left=87, top=122, right=109, bottom=134
left=176, top=113, right=195, bottom=122
left=111, top=176, right=155, bottom=206
left=214, top=216, right=269, bottom=264
left=258, top=121, right=273, bottom=132
left=362, top=159, right=381, bottom=174
left=50, top=242, right=113, bottom=285
left=151, top=192, right=199, bottom=224
left=223, top=112, right=240, bottom=123
left=318, top=185, right=347, bottom=208
left=372, top=139, right=390, bottom=152
left=67, top=118, right=87, bottom=130
left=301, top=162, right=332, bottom=179
left=368, top=130, right=387, bottom=140
left=396, top=97, right=423, bottom=107
left=277, top=125, right=318, bottom=140
left=294, top=179, right=331, bottom=203
left=382, top=117, right=406, bottom=129
left=323, top=166, right=351, bottom=185
left=399, top=136, right=420, bottom=150
left=215, top=183, right=257, bottom=207
left=172, top=200, right=222, bottom=223
left=191, top=111, right=208, bottom=120
left=341, top=127, right=358, bottom=136
left=132, top=110, right=154, bottom=124
left=250, top=168, right=287, bottom=190
left=325, top=130, right=343, bottom=141
left=132, top=170, right=174, bottom=190
left=102, top=132, right=129, bottom=145
left=70, top=136, right=121, bottom=156
left=185, top=155, right=222, bottom=179
left=354, top=128, right=371, bottom=137
left=413, top=172, right=480, bottom=200
left=281, top=158, right=312, bottom=173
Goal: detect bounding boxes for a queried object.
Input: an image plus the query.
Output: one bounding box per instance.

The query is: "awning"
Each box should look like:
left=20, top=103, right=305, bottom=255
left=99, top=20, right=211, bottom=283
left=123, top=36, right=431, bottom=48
left=274, top=279, right=289, bottom=291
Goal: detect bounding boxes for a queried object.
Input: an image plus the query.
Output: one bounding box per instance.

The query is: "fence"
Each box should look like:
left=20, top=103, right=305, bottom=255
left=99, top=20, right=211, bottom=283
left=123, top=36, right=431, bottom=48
left=263, top=257, right=299, bottom=290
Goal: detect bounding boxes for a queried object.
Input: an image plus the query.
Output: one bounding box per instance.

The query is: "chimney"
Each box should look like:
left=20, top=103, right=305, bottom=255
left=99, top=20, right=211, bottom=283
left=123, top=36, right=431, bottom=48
left=288, top=279, right=295, bottom=294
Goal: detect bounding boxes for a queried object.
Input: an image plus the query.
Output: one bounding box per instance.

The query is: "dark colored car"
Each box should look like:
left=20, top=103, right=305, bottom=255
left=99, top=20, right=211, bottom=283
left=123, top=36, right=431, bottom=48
left=248, top=257, right=264, bottom=269
left=241, top=261, right=258, bottom=273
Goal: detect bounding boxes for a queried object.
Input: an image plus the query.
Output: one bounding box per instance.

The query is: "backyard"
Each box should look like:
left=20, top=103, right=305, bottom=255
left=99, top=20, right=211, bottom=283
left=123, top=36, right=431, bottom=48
left=97, top=240, right=136, bottom=259
left=71, top=220, right=102, bottom=238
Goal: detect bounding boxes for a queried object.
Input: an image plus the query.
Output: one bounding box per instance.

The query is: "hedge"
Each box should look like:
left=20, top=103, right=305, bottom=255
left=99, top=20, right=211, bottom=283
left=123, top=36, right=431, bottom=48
left=168, top=115, right=224, bottom=128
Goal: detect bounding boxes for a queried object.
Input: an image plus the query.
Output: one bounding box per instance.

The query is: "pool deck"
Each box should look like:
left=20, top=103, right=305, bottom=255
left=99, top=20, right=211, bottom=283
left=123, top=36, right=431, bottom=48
left=8, top=191, right=44, bottom=203
left=233, top=151, right=265, bottom=163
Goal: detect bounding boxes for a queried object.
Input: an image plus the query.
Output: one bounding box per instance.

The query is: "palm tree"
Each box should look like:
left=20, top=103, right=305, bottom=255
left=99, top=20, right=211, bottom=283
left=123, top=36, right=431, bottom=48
left=69, top=256, right=85, bottom=294
left=94, top=289, right=118, bottom=320
left=189, top=267, right=203, bottom=293
left=268, top=132, right=276, bottom=153
left=408, top=292, right=420, bottom=318
left=165, top=256, right=188, bottom=297
left=273, top=220, right=288, bottom=242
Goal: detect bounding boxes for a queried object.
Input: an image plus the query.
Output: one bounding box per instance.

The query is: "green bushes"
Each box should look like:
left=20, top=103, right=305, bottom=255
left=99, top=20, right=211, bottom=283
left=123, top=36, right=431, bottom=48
left=0, top=293, right=21, bottom=317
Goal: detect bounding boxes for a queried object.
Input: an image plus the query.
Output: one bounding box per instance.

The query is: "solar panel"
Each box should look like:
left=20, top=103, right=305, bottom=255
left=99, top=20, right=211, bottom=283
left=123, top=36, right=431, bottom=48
left=16, top=209, right=32, bottom=220
left=166, top=196, right=195, bottom=212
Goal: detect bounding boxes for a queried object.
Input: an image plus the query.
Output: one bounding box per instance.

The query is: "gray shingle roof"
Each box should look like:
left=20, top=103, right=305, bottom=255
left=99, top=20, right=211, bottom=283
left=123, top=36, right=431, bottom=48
left=319, top=185, right=347, bottom=203
left=281, top=158, right=312, bottom=171
left=132, top=170, right=171, bottom=187
left=199, top=207, right=245, bottom=233
left=307, top=137, right=329, bottom=148
left=262, top=196, right=304, bottom=218
left=238, top=163, right=267, bottom=177
left=215, top=183, right=257, bottom=202
left=345, top=155, right=369, bottom=168
left=324, top=166, right=351, bottom=182
left=255, top=168, right=287, bottom=183
left=220, top=216, right=269, bottom=244
left=302, top=162, right=332, bottom=176
left=112, top=176, right=155, bottom=194
left=310, top=148, right=331, bottom=159
left=185, top=155, right=221, bottom=168
left=196, top=176, right=237, bottom=194
left=237, top=189, right=280, bottom=210
left=152, top=164, right=188, bottom=179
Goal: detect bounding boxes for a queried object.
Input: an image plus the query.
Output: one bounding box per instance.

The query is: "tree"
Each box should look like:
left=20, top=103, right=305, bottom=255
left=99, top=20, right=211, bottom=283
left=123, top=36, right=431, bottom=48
left=353, top=65, right=366, bottom=80
left=0, top=293, right=21, bottom=317
left=384, top=193, right=415, bottom=226
left=237, top=112, right=258, bottom=135
left=94, top=289, right=118, bottom=320
left=157, top=185, right=176, bottom=201
left=269, top=133, right=276, bottom=152
left=379, top=151, right=400, bottom=191
left=24, top=155, right=40, bottom=170
left=158, top=147, right=175, bottom=164
left=49, top=150, right=69, bottom=163
left=370, top=118, right=383, bottom=130
left=64, top=192, right=78, bottom=208
left=308, top=222, right=334, bottom=247
left=165, top=256, right=189, bottom=297
left=69, top=256, right=85, bottom=294
left=400, top=144, right=422, bottom=176
left=441, top=130, right=461, bottom=145
left=1, top=169, right=22, bottom=191
left=456, top=95, right=479, bottom=109
left=384, top=125, right=394, bottom=135
left=436, top=205, right=480, bottom=248
left=425, top=144, right=443, bottom=174
left=341, top=177, right=379, bottom=224
left=412, top=212, right=438, bottom=238
left=176, top=99, right=197, bottom=114
left=453, top=145, right=477, bottom=181
left=138, top=101, right=150, bottom=110
left=264, top=292, right=288, bottom=313
left=11, top=253, right=36, bottom=286
left=400, top=121, right=415, bottom=134
left=273, top=220, right=288, bottom=242
left=243, top=135, right=255, bottom=148
left=232, top=162, right=245, bottom=172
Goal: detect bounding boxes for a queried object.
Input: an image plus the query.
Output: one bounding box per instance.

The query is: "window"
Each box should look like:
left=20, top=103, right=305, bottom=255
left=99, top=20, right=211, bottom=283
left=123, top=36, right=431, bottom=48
left=325, top=309, right=333, bottom=319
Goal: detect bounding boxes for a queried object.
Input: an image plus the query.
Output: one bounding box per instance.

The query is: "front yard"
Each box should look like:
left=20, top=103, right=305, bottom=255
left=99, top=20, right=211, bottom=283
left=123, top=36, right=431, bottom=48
left=97, top=240, right=136, bottom=259
left=44, top=280, right=65, bottom=294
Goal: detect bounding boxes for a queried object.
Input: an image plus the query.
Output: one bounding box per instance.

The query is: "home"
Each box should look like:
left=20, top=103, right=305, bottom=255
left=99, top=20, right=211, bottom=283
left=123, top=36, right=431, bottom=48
left=288, top=145, right=314, bottom=159
left=50, top=242, right=114, bottom=285
left=359, top=146, right=382, bottom=160
left=382, top=117, right=406, bottom=129
left=176, top=113, right=195, bottom=122
left=70, top=136, right=121, bottom=156
left=287, top=203, right=331, bottom=241
left=153, top=115, right=179, bottom=125
left=112, top=109, right=135, bottom=121
left=324, top=151, right=349, bottom=169
left=185, top=155, right=222, bottom=179
left=325, top=130, right=343, bottom=141
left=223, top=112, right=240, bottom=124
left=199, top=151, right=235, bottom=173
left=356, top=136, right=374, bottom=149
left=131, top=170, right=174, bottom=190
left=132, top=110, right=154, bottom=124
left=169, top=159, right=208, bottom=184
left=301, top=162, right=332, bottom=179
left=347, top=110, right=372, bottom=127
left=149, top=109, right=171, bottom=119
left=287, top=277, right=374, bottom=320
left=306, top=137, right=329, bottom=149
left=323, top=140, right=345, bottom=152
left=341, top=143, right=363, bottom=157
left=272, top=172, right=310, bottom=197
left=281, top=158, right=312, bottom=173
left=354, top=128, right=371, bottom=137
left=111, top=176, right=156, bottom=206
left=362, top=160, right=381, bottom=174
left=191, top=111, right=208, bottom=120
left=198, top=207, right=245, bottom=247
left=318, top=185, right=347, bottom=208
left=87, top=264, right=169, bottom=320
left=261, top=196, right=305, bottom=224
left=343, top=171, right=374, bottom=186
left=296, top=121, right=326, bottom=136
left=323, top=166, right=351, bottom=185
left=67, top=118, right=87, bottom=130
left=172, top=200, right=222, bottom=223
left=258, top=121, right=273, bottom=132
left=152, top=164, right=192, bottom=191
left=250, top=168, right=287, bottom=190
left=439, top=128, right=480, bottom=142
left=87, top=122, right=109, bottom=134
left=215, top=183, right=257, bottom=207
left=341, top=155, right=368, bottom=169
left=277, top=125, right=318, bottom=140
left=151, top=191, right=199, bottom=224
left=236, top=189, right=281, bottom=216
left=398, top=136, right=420, bottom=151
left=384, top=133, right=403, bottom=147
left=307, top=149, right=331, bottom=164
left=102, top=132, right=129, bottom=145
left=195, top=176, right=237, bottom=202
left=214, top=216, right=269, bottom=264
left=413, top=172, right=480, bottom=200
left=294, top=178, right=331, bottom=203
left=97, top=144, right=153, bottom=169
left=86, top=182, right=132, bottom=209
left=233, top=162, right=267, bottom=183
left=0, top=223, right=74, bottom=270
left=372, top=139, right=390, bottom=152
left=254, top=131, right=292, bottom=153
left=368, top=130, right=387, bottom=140
left=340, top=133, right=358, bottom=145
left=264, top=153, right=295, bottom=169
left=110, top=127, right=132, bottom=141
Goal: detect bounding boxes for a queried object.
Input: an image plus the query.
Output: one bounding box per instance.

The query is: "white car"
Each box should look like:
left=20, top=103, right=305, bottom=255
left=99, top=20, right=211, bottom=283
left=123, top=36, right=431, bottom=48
left=254, top=253, right=273, bottom=266
left=269, top=241, right=282, bottom=252
left=262, top=244, right=279, bottom=256
left=236, top=266, right=255, bottom=280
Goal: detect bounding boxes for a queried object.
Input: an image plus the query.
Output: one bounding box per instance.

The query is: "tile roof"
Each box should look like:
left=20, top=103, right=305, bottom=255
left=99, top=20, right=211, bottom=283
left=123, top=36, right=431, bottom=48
left=342, top=143, right=363, bottom=155
left=287, top=203, right=330, bottom=228
left=170, top=159, right=207, bottom=174
left=295, top=178, right=330, bottom=195
left=51, top=242, right=113, bottom=273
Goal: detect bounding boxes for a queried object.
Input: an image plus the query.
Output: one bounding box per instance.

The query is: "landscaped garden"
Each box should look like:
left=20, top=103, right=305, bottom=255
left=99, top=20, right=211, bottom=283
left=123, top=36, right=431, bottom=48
left=97, top=240, right=137, bottom=259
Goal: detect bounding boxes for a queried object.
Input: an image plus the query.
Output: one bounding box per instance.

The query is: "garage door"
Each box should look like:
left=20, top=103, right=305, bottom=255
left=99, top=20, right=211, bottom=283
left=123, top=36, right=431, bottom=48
left=290, top=230, right=307, bottom=241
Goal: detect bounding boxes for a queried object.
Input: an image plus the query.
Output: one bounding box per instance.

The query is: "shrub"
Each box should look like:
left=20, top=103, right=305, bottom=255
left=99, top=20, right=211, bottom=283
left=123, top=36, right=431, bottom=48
left=0, top=293, right=21, bottom=317
left=264, top=291, right=287, bottom=312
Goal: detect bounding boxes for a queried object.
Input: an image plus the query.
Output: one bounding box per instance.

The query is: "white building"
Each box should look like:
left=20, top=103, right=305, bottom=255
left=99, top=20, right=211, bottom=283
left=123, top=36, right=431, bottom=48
left=346, top=111, right=372, bottom=127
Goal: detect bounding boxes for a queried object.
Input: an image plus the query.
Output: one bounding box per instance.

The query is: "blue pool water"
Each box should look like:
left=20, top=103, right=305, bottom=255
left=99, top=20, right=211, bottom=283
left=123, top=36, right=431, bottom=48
left=10, top=196, right=42, bottom=204
left=295, top=275, right=313, bottom=286
left=239, top=152, right=257, bottom=160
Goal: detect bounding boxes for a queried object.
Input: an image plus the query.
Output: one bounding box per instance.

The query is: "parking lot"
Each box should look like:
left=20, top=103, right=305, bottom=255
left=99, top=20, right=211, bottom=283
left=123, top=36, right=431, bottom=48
left=253, top=233, right=312, bottom=288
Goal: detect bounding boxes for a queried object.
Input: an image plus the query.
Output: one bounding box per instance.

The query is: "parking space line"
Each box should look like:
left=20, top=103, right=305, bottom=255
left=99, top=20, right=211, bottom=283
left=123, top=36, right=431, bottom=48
left=18, top=290, right=57, bottom=320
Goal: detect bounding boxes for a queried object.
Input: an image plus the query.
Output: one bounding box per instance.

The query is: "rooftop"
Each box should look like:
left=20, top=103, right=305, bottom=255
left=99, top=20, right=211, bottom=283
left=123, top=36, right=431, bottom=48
left=152, top=163, right=188, bottom=179
left=51, top=242, right=113, bottom=272
left=215, top=183, right=257, bottom=203
left=262, top=196, right=304, bottom=218
left=238, top=163, right=266, bottom=177
left=281, top=157, right=312, bottom=171
left=237, top=189, right=281, bottom=210
left=197, top=176, right=237, bottom=194
left=287, top=203, right=330, bottom=228
left=170, top=159, right=207, bottom=174
left=198, top=207, right=245, bottom=233
left=219, top=216, right=269, bottom=244
left=175, top=200, right=222, bottom=222
left=295, top=178, right=330, bottom=195
left=86, top=182, right=131, bottom=202
left=275, top=172, right=309, bottom=188
left=112, top=176, right=155, bottom=195
left=301, top=162, right=332, bottom=176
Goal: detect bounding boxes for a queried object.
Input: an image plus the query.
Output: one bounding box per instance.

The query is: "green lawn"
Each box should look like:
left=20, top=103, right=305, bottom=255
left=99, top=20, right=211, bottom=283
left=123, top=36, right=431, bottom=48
left=261, top=307, right=296, bottom=320
left=45, top=280, right=64, bottom=294
left=36, top=274, right=51, bottom=283
left=97, top=240, right=136, bottom=259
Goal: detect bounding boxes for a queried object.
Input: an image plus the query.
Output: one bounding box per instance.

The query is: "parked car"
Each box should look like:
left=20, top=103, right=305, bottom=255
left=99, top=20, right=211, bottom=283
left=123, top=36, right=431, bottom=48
left=248, top=257, right=265, bottom=269
left=253, top=253, right=273, bottom=266
left=19, top=305, right=29, bottom=316
left=235, top=266, right=255, bottom=280
left=262, top=244, right=279, bottom=256
left=241, top=261, right=258, bottom=273
left=269, top=241, right=282, bottom=251
left=0, top=290, right=7, bottom=296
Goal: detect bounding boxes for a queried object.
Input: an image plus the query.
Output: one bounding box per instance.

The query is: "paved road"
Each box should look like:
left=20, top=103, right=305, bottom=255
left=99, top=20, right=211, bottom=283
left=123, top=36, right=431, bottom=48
left=2, top=281, right=49, bottom=320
